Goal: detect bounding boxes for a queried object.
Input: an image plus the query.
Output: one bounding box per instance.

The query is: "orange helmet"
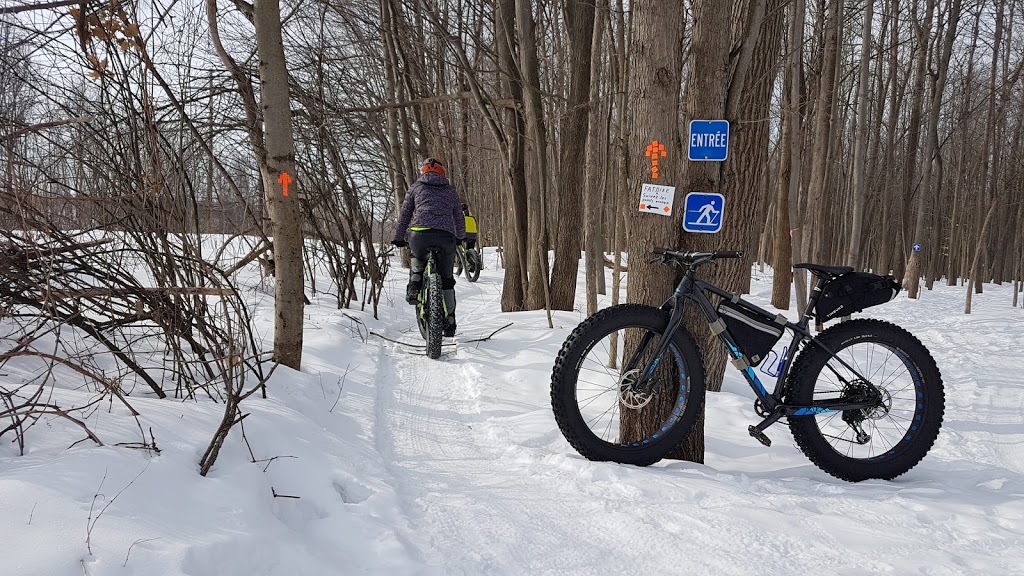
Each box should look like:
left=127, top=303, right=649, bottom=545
left=421, top=157, right=446, bottom=177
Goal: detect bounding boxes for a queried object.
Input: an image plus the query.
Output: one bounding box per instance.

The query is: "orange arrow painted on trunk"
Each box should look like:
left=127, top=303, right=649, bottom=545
left=278, top=172, right=292, bottom=197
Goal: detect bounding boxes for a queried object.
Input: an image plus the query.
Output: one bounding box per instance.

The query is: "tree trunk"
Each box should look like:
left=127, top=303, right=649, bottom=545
left=845, top=0, right=872, bottom=267
left=496, top=0, right=530, bottom=312
left=771, top=35, right=794, bottom=310
left=618, top=0, right=688, bottom=458
left=799, top=0, right=840, bottom=280
left=549, top=0, right=596, bottom=311
left=583, top=3, right=608, bottom=316
left=516, top=0, right=553, bottom=321
left=254, top=0, right=303, bottom=369
left=382, top=0, right=411, bottom=269
left=788, top=0, right=808, bottom=315
left=902, top=0, right=936, bottom=298
left=676, top=0, right=754, bottom=461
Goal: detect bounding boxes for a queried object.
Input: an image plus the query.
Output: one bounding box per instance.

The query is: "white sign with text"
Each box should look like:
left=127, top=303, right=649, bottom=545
left=638, top=183, right=676, bottom=216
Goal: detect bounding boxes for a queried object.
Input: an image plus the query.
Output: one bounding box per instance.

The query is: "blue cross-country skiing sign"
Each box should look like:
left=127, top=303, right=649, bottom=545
left=682, top=192, right=725, bottom=233
left=688, top=120, right=730, bottom=161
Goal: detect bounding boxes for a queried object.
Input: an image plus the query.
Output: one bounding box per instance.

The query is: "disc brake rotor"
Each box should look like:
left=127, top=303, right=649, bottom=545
left=618, top=368, right=655, bottom=410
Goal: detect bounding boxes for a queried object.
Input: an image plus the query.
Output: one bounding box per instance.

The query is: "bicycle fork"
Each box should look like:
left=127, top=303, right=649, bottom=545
left=628, top=291, right=690, bottom=396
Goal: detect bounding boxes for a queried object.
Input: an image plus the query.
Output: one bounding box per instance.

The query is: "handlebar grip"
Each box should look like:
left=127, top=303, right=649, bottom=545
left=714, top=251, right=744, bottom=259
left=652, top=248, right=743, bottom=263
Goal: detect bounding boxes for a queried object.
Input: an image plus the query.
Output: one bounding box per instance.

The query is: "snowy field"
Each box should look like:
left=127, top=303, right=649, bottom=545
left=1, top=246, right=1023, bottom=576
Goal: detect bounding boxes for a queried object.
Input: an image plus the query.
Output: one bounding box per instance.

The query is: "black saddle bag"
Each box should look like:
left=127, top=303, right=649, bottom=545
left=815, top=272, right=900, bottom=321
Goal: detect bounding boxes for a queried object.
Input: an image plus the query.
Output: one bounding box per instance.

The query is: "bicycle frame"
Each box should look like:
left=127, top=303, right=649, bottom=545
left=629, top=265, right=880, bottom=421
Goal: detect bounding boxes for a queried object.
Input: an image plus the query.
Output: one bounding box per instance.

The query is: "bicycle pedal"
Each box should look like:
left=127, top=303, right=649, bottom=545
left=747, top=425, right=772, bottom=447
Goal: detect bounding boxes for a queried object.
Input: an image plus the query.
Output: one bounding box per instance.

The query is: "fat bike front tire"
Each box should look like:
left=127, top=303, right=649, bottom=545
left=425, top=272, right=444, bottom=359
left=550, top=304, right=705, bottom=466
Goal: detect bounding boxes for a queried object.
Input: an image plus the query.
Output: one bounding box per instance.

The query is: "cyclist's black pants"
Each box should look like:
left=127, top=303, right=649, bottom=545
left=408, top=229, right=457, bottom=317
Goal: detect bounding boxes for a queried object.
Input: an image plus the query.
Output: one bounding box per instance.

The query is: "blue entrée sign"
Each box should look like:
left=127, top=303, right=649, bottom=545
left=688, top=120, right=730, bottom=161
left=682, top=192, right=725, bottom=234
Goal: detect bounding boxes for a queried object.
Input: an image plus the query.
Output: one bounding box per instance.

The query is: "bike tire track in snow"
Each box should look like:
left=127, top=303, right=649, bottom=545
left=366, top=268, right=1024, bottom=575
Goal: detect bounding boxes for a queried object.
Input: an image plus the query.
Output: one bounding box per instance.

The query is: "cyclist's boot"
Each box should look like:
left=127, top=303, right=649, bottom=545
left=405, top=281, right=421, bottom=305
left=442, top=282, right=457, bottom=336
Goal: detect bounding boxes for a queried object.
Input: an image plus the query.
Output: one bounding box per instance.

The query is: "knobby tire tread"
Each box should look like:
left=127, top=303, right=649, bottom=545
left=550, top=304, right=706, bottom=466
left=426, top=271, right=444, bottom=359
left=786, top=318, right=944, bottom=482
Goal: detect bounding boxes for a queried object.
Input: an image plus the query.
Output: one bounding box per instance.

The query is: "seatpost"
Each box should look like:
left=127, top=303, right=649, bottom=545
left=800, top=274, right=829, bottom=330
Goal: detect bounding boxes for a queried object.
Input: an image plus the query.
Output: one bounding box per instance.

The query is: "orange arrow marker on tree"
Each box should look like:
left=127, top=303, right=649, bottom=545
left=644, top=140, right=666, bottom=179
left=278, top=172, right=292, bottom=197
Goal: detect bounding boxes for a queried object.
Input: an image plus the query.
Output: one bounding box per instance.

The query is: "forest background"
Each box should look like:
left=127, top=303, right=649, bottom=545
left=1, top=0, right=1022, bottom=468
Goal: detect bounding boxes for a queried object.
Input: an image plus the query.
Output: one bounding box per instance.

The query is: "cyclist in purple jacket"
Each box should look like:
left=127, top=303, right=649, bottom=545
left=391, top=158, right=466, bottom=336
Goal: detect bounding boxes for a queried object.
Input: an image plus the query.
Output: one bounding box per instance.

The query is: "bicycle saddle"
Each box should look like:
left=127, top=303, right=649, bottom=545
left=793, top=263, right=854, bottom=277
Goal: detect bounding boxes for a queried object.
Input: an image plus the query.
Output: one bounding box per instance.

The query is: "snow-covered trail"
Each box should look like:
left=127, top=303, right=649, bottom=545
left=363, top=265, right=1024, bottom=575
left=3, top=245, right=1024, bottom=575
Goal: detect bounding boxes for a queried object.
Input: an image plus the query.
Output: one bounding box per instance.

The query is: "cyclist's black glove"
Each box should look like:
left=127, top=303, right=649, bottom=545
left=456, top=239, right=466, bottom=247
left=392, top=239, right=407, bottom=248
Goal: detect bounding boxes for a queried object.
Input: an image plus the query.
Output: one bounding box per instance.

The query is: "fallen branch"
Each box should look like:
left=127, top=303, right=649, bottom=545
left=368, top=331, right=457, bottom=349
left=463, top=322, right=513, bottom=343
left=342, top=313, right=367, bottom=343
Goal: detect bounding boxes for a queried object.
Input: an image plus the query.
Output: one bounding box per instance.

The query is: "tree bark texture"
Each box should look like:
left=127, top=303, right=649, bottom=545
left=254, top=0, right=303, bottom=369
left=550, top=0, right=596, bottom=311
left=618, top=0, right=688, bottom=459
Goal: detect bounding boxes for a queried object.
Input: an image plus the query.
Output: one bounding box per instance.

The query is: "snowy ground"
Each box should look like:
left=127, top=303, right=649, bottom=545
left=2, top=247, right=1023, bottom=576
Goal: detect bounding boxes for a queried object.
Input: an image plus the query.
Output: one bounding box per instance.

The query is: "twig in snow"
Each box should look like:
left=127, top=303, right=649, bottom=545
left=122, top=538, right=160, bottom=567
left=330, top=365, right=351, bottom=413
left=28, top=502, right=36, bottom=525
left=462, top=323, right=512, bottom=340
left=255, top=455, right=299, bottom=473
left=238, top=414, right=257, bottom=463
left=271, top=487, right=300, bottom=499
left=342, top=313, right=368, bottom=343
left=368, top=331, right=423, bottom=347
left=368, top=331, right=456, bottom=349
left=86, top=461, right=151, bottom=555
